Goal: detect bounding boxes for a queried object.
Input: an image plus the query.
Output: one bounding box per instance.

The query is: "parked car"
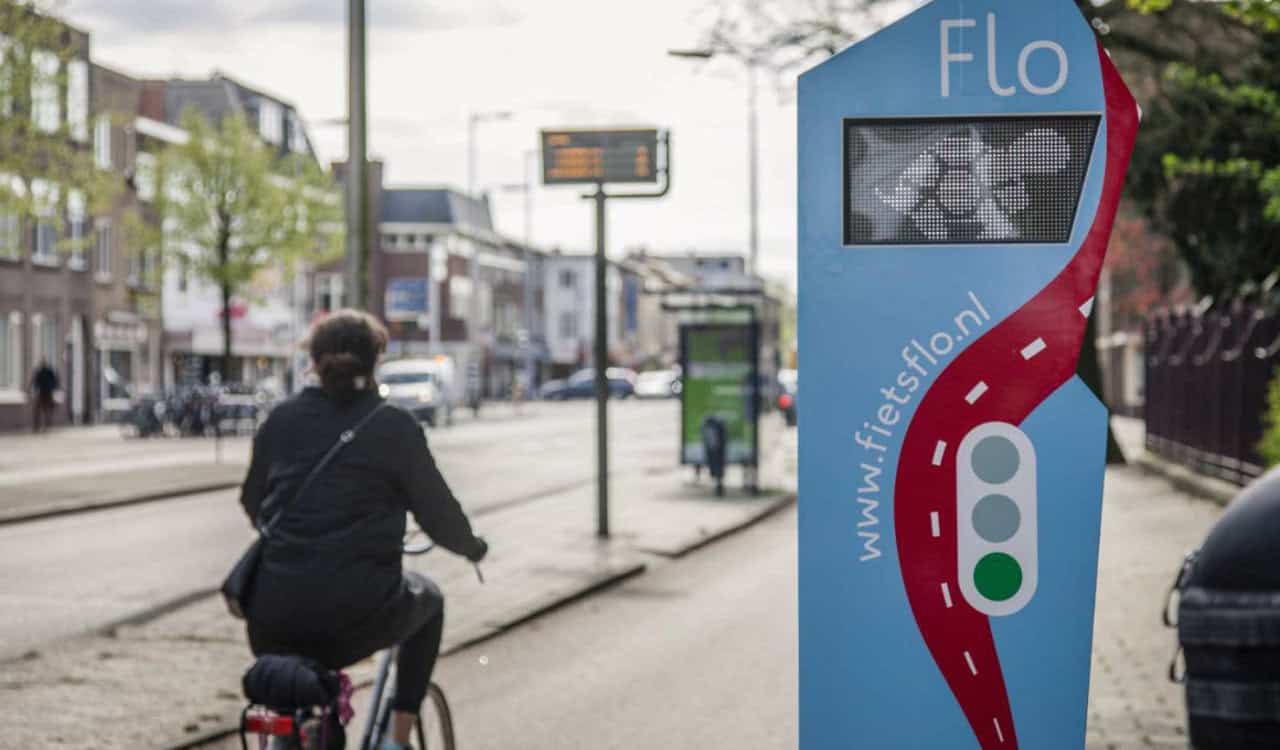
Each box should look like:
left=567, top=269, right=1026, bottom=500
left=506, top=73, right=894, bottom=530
left=778, top=369, right=797, bottom=427
left=545, top=368, right=637, bottom=400
left=539, top=378, right=569, bottom=400
left=377, top=358, right=453, bottom=426
left=634, top=369, right=681, bottom=399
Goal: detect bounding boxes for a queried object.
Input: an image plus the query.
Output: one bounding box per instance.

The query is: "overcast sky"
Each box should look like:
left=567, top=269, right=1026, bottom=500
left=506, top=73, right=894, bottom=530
left=62, top=0, right=904, bottom=289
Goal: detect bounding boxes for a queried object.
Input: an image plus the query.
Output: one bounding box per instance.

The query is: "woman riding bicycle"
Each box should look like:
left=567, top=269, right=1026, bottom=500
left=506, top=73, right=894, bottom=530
left=239, top=310, right=487, bottom=750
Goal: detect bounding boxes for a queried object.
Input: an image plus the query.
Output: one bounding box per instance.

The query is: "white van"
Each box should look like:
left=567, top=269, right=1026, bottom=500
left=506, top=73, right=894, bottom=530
left=376, top=357, right=457, bottom=427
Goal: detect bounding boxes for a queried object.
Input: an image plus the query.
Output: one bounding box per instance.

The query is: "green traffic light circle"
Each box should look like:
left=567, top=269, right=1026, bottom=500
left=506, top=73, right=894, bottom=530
left=974, top=552, right=1023, bottom=602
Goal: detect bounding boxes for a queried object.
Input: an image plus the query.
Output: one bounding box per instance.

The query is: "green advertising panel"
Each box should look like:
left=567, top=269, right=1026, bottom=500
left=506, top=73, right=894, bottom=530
left=680, top=323, right=759, bottom=466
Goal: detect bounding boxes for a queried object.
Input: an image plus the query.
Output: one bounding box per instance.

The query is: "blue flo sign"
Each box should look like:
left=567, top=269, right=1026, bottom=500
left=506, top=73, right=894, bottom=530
left=384, top=277, right=430, bottom=321
left=797, top=1, right=1138, bottom=747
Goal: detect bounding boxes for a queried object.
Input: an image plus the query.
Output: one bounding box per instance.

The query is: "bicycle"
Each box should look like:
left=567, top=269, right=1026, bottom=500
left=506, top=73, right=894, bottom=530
left=239, top=534, right=482, bottom=750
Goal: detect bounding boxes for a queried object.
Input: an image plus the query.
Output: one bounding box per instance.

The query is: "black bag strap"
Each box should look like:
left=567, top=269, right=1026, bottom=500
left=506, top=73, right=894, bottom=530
left=259, top=401, right=389, bottom=536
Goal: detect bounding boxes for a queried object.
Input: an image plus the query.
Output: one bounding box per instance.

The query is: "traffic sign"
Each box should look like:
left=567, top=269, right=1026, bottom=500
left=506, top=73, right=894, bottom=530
left=797, top=1, right=1138, bottom=748
left=540, top=129, right=659, bottom=185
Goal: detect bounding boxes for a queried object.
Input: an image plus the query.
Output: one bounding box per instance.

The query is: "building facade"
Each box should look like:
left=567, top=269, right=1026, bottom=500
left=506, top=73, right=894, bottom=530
left=0, top=22, right=101, bottom=430
left=371, top=187, right=547, bottom=398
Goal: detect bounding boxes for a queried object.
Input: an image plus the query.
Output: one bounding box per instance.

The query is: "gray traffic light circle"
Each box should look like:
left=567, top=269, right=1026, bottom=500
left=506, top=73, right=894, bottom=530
left=971, top=435, right=1020, bottom=484
left=972, top=493, right=1021, bottom=543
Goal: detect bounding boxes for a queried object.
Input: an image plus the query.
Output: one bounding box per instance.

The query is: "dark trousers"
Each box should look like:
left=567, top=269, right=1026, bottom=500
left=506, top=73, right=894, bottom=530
left=32, top=396, right=54, bottom=433
left=247, top=571, right=444, bottom=715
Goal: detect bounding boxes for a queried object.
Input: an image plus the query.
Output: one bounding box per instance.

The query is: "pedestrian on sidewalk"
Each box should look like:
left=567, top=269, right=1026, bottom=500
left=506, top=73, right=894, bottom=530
left=30, top=359, right=58, bottom=433
left=239, top=309, right=487, bottom=750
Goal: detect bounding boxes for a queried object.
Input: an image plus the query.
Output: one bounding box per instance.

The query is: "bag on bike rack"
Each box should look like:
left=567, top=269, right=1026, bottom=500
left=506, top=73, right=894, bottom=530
left=243, top=654, right=340, bottom=709
left=221, top=403, right=389, bottom=618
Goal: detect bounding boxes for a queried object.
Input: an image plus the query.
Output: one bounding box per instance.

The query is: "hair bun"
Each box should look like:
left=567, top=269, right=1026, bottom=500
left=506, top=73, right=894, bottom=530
left=306, top=310, right=388, bottom=401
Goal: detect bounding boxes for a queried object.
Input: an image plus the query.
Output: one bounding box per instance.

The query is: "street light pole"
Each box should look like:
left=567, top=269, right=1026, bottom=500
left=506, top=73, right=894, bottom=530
left=467, top=110, right=513, bottom=197
left=492, top=148, right=539, bottom=392
left=669, top=48, right=762, bottom=276
left=346, top=0, right=368, bottom=308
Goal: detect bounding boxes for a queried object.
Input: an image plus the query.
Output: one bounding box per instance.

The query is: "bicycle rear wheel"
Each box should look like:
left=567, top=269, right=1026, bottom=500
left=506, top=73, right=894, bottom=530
left=415, top=683, right=456, bottom=750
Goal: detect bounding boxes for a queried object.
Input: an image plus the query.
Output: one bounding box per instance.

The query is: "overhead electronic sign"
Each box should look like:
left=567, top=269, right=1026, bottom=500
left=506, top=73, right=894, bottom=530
left=797, top=1, right=1139, bottom=748
left=540, top=129, right=659, bottom=185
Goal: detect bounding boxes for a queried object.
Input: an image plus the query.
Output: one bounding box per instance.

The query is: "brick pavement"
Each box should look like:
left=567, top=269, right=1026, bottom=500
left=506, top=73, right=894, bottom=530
left=1085, top=466, right=1225, bottom=749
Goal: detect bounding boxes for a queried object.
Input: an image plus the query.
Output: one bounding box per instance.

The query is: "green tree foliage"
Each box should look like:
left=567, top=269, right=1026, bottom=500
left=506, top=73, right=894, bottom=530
left=1260, top=368, right=1280, bottom=467
left=1123, top=20, right=1280, bottom=297
left=159, top=108, right=341, bottom=375
left=0, top=0, right=118, bottom=257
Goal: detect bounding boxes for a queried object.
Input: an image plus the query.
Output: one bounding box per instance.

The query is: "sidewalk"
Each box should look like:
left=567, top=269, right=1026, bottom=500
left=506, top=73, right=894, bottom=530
left=0, top=461, right=247, bottom=525
left=0, top=401, right=541, bottom=525
left=1112, top=415, right=1241, bottom=506
left=0, top=434, right=796, bottom=749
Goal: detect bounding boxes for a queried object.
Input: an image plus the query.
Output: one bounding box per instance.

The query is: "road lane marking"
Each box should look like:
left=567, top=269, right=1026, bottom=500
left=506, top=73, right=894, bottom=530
left=932, top=441, right=947, bottom=466
left=965, top=382, right=989, bottom=405
left=930, top=511, right=941, bottom=537
left=1079, top=297, right=1095, bottom=318
left=994, top=717, right=1005, bottom=743
left=1021, top=338, right=1047, bottom=360
left=964, top=651, right=978, bottom=675
left=941, top=582, right=953, bottom=608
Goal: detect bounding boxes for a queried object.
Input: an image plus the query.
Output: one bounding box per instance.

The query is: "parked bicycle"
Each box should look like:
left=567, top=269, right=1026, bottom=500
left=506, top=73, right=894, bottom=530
left=238, top=534, right=479, bottom=750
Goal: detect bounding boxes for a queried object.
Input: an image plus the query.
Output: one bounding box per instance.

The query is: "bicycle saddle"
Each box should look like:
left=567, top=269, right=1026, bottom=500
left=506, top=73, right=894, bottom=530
left=243, top=654, right=341, bottom=710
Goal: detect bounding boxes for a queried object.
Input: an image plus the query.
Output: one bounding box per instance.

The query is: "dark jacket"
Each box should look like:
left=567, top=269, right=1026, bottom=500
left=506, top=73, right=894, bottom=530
left=32, top=366, right=57, bottom=397
left=239, top=387, right=480, bottom=638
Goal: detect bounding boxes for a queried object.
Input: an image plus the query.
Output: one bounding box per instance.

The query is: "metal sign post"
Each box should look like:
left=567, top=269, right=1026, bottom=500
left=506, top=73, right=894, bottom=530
left=797, top=1, right=1138, bottom=747
left=541, top=128, right=671, bottom=539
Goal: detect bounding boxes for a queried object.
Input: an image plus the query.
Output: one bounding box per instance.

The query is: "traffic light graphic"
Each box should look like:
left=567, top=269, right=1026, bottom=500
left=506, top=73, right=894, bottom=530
left=957, top=422, right=1038, bottom=617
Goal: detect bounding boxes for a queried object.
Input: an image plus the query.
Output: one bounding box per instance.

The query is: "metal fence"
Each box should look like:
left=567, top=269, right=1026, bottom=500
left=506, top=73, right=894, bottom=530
left=1144, top=305, right=1280, bottom=485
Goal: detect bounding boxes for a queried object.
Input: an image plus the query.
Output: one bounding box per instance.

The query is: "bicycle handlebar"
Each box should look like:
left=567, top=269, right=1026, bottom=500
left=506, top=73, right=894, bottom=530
left=402, top=537, right=485, bottom=583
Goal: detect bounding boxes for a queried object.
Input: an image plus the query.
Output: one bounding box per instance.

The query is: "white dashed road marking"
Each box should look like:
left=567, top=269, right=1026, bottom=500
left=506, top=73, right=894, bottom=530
left=930, top=511, right=941, bottom=537
left=993, top=717, right=1005, bottom=743
left=964, top=651, right=978, bottom=676
left=932, top=441, right=947, bottom=466
left=1021, top=337, right=1047, bottom=360
left=941, top=582, right=953, bottom=608
left=965, top=382, right=989, bottom=404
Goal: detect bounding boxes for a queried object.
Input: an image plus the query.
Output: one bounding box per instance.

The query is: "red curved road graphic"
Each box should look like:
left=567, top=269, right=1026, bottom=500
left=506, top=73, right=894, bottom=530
left=893, top=45, right=1137, bottom=749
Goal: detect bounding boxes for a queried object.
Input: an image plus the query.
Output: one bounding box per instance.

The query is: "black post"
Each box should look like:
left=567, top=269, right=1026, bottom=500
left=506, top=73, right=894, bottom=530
left=346, top=0, right=368, bottom=308
left=594, top=187, right=610, bottom=539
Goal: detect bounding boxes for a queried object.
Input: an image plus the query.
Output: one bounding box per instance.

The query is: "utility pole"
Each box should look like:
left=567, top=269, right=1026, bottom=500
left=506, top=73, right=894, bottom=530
left=593, top=185, right=609, bottom=538
left=346, top=0, right=368, bottom=308
left=746, top=59, right=760, bottom=277
left=522, top=150, right=537, bottom=392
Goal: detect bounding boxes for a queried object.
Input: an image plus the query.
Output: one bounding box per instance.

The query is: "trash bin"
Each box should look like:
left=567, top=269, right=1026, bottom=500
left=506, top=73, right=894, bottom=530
left=701, top=415, right=728, bottom=497
left=1173, top=468, right=1280, bottom=749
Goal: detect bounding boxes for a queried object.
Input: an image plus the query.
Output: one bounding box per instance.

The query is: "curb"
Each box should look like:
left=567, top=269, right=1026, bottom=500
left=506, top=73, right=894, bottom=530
left=1133, top=452, right=1238, bottom=507
left=635, top=491, right=798, bottom=559
left=0, top=480, right=242, bottom=527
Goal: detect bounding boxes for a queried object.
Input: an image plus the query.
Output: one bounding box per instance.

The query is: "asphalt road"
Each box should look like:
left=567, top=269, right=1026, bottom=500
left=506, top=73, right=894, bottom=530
left=428, top=503, right=797, bottom=750
left=0, top=400, right=681, bottom=660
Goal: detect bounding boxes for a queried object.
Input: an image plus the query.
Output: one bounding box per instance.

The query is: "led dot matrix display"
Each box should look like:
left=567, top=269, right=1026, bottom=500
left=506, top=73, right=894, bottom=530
left=843, top=115, right=1100, bottom=246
